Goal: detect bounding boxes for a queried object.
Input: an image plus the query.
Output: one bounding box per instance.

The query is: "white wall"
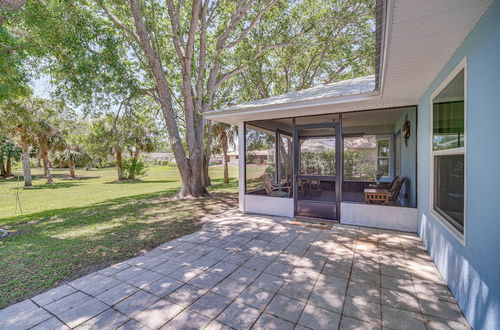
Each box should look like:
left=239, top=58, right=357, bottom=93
left=238, top=122, right=245, bottom=212
left=244, top=195, right=294, bottom=217
left=341, top=203, right=417, bottom=232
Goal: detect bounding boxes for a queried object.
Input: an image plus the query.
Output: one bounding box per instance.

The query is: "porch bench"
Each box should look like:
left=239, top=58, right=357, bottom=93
left=364, top=189, right=389, bottom=205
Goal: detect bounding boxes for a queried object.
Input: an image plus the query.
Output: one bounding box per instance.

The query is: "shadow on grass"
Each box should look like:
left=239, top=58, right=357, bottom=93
left=11, top=182, right=81, bottom=190
left=29, top=173, right=101, bottom=180
left=103, top=179, right=177, bottom=185
left=0, top=184, right=238, bottom=309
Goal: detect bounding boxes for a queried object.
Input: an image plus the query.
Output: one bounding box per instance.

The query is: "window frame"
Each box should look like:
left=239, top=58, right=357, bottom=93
left=376, top=135, right=393, bottom=181
left=429, top=57, right=467, bottom=244
left=244, top=123, right=292, bottom=198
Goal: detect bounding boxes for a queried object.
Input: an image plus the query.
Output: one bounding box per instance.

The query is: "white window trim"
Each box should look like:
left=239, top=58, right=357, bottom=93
left=376, top=135, right=393, bottom=181
left=429, top=57, right=467, bottom=245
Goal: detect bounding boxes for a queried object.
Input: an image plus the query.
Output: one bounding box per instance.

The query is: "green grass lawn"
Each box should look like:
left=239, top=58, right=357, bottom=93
left=0, top=165, right=238, bottom=309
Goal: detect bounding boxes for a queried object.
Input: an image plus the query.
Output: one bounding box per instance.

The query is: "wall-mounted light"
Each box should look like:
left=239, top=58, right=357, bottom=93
left=402, top=114, right=411, bottom=147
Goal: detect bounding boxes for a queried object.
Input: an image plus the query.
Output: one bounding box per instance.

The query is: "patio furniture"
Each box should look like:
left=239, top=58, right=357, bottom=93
left=364, top=176, right=406, bottom=206
left=369, top=176, right=397, bottom=189
left=303, top=167, right=321, bottom=196
left=388, top=176, right=405, bottom=206
left=364, top=189, right=389, bottom=205
left=261, top=174, right=291, bottom=197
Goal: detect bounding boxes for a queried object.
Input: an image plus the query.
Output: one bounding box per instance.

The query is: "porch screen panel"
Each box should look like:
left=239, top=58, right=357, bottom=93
left=245, top=125, right=276, bottom=193
left=279, top=135, right=293, bottom=185
left=343, top=135, right=377, bottom=181
left=342, top=135, right=377, bottom=203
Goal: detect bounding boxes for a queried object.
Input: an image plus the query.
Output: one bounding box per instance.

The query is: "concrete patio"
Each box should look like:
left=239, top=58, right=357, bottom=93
left=1, top=211, right=469, bottom=330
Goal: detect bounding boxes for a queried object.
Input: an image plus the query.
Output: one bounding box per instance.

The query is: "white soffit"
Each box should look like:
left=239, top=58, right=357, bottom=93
left=381, top=0, right=493, bottom=99
left=205, top=0, right=493, bottom=125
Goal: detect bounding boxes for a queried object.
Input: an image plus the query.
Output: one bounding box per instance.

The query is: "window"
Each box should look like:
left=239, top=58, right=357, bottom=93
left=432, top=65, right=465, bottom=237
left=376, top=137, right=391, bottom=177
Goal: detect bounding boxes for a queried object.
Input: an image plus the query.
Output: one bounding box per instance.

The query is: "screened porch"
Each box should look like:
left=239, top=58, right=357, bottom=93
left=243, top=106, right=417, bottom=228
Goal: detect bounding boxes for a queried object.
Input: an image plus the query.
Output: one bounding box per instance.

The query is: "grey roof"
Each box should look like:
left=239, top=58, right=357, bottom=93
left=213, top=75, right=375, bottom=113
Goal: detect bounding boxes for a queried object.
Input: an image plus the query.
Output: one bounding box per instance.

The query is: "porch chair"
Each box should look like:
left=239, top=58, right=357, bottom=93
left=388, top=176, right=405, bottom=206
left=261, top=174, right=291, bottom=197
left=305, top=167, right=322, bottom=196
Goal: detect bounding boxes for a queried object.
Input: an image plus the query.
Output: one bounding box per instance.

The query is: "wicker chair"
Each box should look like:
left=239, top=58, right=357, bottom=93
left=388, top=176, right=405, bottom=206
left=369, top=176, right=397, bottom=189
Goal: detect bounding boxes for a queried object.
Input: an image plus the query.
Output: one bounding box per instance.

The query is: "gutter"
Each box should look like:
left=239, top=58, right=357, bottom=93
left=377, top=0, right=394, bottom=97
left=204, top=91, right=379, bottom=120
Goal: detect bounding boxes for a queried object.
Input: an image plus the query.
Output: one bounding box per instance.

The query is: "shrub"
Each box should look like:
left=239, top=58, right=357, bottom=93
left=122, top=158, right=148, bottom=179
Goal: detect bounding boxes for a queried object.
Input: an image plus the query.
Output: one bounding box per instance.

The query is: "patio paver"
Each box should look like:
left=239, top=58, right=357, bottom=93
left=0, top=211, right=470, bottom=329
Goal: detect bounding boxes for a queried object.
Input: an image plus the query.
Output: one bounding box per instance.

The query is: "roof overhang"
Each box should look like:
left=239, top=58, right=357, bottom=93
left=205, top=92, right=417, bottom=125
left=205, top=0, right=493, bottom=125
left=380, top=0, right=493, bottom=100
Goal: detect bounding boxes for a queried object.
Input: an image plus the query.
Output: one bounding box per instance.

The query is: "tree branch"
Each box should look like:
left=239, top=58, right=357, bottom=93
left=215, top=41, right=307, bottom=90
left=185, top=0, right=201, bottom=62
left=215, top=0, right=253, bottom=51
left=226, top=0, right=278, bottom=49
left=98, top=1, right=140, bottom=44
left=165, top=0, right=185, bottom=60
left=195, top=0, right=208, bottom=112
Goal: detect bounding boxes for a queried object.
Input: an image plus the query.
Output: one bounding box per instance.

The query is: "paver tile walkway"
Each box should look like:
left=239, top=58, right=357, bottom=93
left=1, top=211, right=470, bottom=329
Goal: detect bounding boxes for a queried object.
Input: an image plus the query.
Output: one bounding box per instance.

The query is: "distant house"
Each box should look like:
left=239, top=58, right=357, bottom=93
left=205, top=1, right=500, bottom=329
left=143, top=152, right=175, bottom=164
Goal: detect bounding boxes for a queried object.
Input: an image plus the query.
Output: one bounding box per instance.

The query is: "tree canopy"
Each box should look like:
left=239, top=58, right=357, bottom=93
left=1, top=0, right=375, bottom=193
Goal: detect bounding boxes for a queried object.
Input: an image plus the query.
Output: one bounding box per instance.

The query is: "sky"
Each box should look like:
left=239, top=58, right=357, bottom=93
left=30, top=75, right=53, bottom=99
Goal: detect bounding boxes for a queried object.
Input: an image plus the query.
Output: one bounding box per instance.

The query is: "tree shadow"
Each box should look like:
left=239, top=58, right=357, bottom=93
left=103, top=179, right=176, bottom=185
left=11, top=182, right=80, bottom=190
left=30, top=174, right=100, bottom=181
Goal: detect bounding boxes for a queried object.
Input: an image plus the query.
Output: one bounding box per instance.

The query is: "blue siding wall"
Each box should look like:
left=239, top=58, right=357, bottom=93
left=417, top=1, right=500, bottom=329
left=394, top=107, right=417, bottom=207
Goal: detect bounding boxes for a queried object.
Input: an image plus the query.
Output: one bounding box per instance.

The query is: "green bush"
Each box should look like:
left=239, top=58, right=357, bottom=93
left=122, top=158, right=148, bottom=179
left=167, top=162, right=177, bottom=167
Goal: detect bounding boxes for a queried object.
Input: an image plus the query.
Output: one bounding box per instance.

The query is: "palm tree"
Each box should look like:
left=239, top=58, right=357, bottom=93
left=126, top=114, right=158, bottom=180
left=52, top=144, right=91, bottom=178
left=85, top=114, right=130, bottom=181
left=33, top=119, right=66, bottom=184
left=0, top=138, right=21, bottom=177
left=212, top=123, right=237, bottom=184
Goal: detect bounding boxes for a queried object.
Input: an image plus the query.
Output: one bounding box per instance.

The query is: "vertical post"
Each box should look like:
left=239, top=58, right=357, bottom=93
left=238, top=122, right=246, bottom=212
left=276, top=130, right=280, bottom=184
left=292, top=119, right=298, bottom=217
left=336, top=116, right=343, bottom=221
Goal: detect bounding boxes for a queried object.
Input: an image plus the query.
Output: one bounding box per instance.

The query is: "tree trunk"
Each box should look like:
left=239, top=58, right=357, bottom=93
left=133, top=147, right=140, bottom=159
left=69, top=161, right=76, bottom=178
left=0, top=158, right=5, bottom=177
left=129, top=0, right=207, bottom=198
left=40, top=144, right=54, bottom=184
left=115, top=149, right=124, bottom=180
left=222, top=134, right=229, bottom=184
left=5, top=154, right=12, bottom=176
left=20, top=133, right=32, bottom=187
left=202, top=123, right=213, bottom=187
left=202, top=152, right=211, bottom=187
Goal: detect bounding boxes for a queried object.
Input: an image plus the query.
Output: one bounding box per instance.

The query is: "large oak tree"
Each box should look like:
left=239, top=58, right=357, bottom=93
left=6, top=0, right=374, bottom=196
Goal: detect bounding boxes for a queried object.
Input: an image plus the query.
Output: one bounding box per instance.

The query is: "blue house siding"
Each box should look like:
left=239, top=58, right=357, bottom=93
left=394, top=107, right=417, bottom=208
left=417, top=1, right=500, bottom=329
